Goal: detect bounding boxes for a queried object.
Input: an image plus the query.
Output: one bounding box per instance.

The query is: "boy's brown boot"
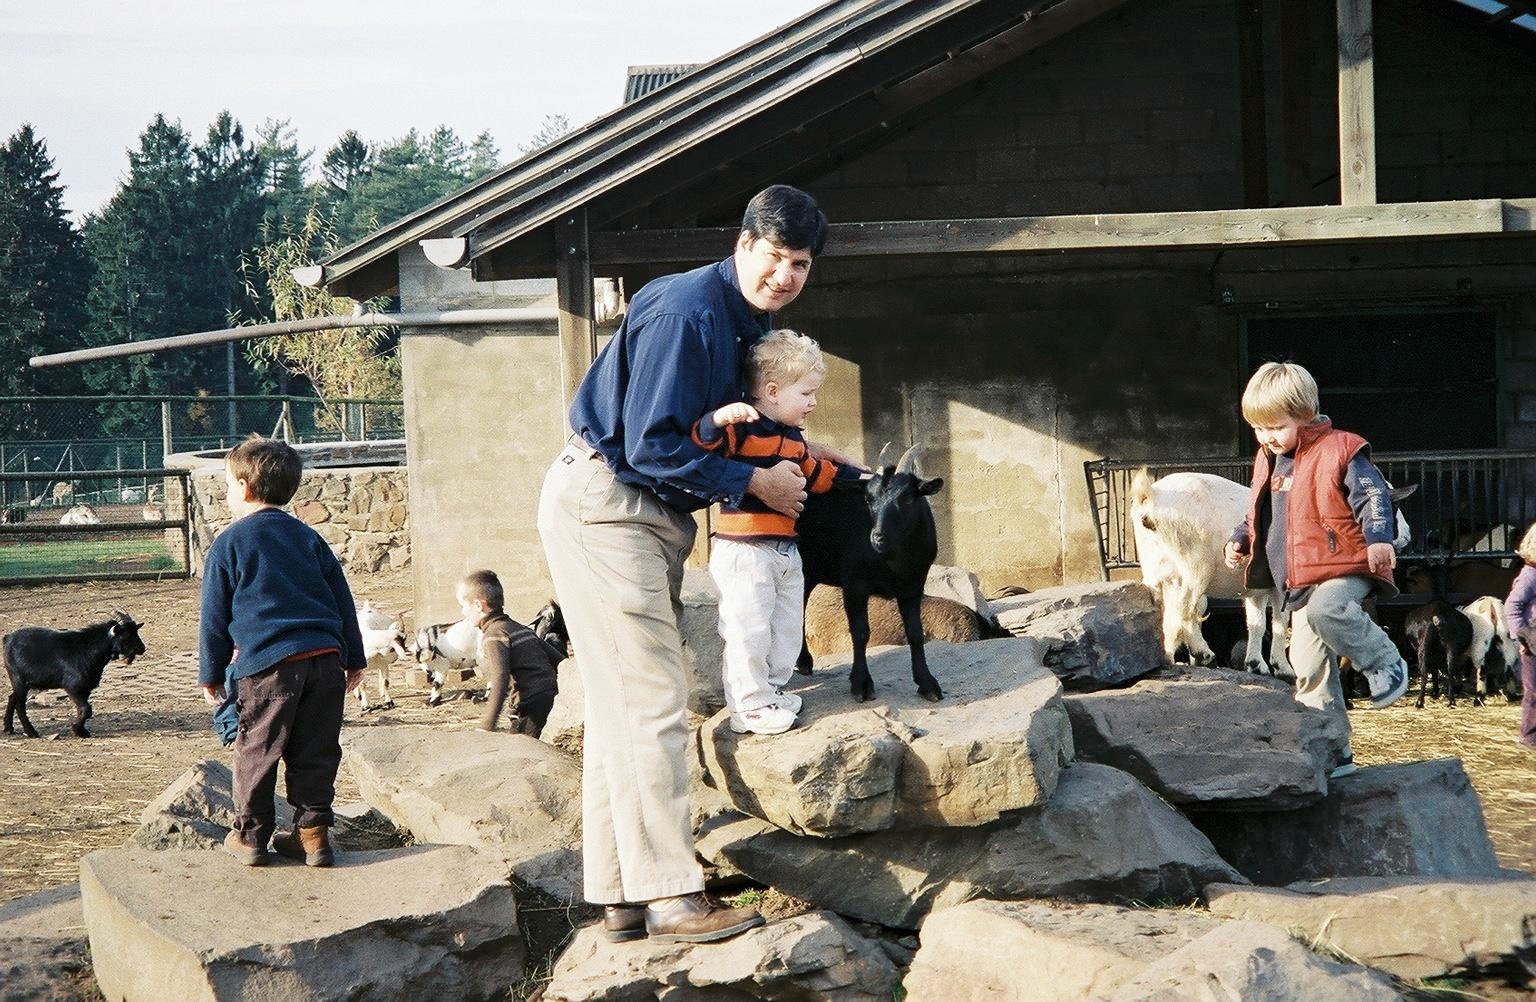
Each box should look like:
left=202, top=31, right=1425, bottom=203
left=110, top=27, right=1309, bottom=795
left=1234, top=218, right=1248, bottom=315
left=272, top=826, right=334, bottom=868
left=223, top=829, right=268, bottom=867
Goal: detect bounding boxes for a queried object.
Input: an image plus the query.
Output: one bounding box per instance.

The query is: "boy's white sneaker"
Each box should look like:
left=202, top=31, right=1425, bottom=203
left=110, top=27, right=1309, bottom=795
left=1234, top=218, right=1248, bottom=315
left=772, top=689, right=802, bottom=714
left=729, top=704, right=798, bottom=735
left=1361, top=659, right=1409, bottom=709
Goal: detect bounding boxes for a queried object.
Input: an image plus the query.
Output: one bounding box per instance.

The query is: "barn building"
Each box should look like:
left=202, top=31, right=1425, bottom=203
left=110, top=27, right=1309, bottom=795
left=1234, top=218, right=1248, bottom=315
left=310, top=0, right=1536, bottom=623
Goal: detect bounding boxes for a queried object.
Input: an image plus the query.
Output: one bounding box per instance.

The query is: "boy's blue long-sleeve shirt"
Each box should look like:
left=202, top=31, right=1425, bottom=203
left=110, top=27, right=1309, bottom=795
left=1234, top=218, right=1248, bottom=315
left=198, top=507, right=367, bottom=686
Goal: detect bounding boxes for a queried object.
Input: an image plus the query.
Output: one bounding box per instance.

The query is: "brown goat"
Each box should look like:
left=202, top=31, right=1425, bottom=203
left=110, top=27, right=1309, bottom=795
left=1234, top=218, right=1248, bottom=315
left=804, top=586, right=997, bottom=657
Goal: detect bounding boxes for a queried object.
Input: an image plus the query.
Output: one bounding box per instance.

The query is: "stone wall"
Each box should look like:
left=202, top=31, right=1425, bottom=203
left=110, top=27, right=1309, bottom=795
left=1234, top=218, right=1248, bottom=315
left=189, top=467, right=410, bottom=576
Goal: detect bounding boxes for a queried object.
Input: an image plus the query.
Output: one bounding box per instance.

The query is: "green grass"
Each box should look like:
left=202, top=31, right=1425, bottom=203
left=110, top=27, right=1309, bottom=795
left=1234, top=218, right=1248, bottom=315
left=0, top=537, right=184, bottom=578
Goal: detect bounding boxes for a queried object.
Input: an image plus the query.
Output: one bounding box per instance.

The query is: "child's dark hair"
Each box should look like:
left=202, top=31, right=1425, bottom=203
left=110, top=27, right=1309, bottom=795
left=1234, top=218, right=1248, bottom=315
left=741, top=185, right=829, bottom=256
left=459, top=569, right=504, bottom=612
left=226, top=435, right=303, bottom=506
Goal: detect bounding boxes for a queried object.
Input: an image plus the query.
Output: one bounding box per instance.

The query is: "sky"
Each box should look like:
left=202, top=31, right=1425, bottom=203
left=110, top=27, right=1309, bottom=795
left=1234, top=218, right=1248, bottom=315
left=0, top=0, right=827, bottom=220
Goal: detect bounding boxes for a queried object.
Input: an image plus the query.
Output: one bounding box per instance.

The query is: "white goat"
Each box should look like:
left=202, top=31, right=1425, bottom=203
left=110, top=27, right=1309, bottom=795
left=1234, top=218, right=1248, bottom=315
left=355, top=601, right=409, bottom=713
left=412, top=618, right=483, bottom=706
left=1130, top=469, right=1414, bottom=676
left=1460, top=595, right=1518, bottom=702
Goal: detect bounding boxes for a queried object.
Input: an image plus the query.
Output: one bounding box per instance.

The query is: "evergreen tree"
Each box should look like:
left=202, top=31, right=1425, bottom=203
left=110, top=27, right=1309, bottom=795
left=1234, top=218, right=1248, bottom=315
left=518, top=114, right=571, bottom=155
left=338, top=126, right=496, bottom=242
left=0, top=124, right=91, bottom=438
left=255, top=118, right=312, bottom=233
left=467, top=130, right=500, bottom=179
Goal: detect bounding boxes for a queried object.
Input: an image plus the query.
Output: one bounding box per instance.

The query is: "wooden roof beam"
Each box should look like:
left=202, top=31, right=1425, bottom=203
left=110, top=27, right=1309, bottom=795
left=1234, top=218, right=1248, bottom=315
left=590, top=199, right=1531, bottom=264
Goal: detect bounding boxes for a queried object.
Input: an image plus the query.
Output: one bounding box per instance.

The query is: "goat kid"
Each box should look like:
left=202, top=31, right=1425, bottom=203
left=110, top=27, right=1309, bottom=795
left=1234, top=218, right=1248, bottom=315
left=529, top=599, right=571, bottom=659
left=1404, top=600, right=1475, bottom=708
left=4, top=611, right=145, bottom=738
left=355, top=601, right=410, bottom=713
left=59, top=504, right=98, bottom=526
left=1461, top=595, right=1518, bottom=703
left=412, top=619, right=483, bottom=706
left=796, top=445, right=944, bottom=703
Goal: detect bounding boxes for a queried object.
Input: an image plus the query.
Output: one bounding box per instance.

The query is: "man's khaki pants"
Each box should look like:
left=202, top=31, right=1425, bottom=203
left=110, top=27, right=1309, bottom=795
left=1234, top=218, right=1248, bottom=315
left=537, top=443, right=705, bottom=904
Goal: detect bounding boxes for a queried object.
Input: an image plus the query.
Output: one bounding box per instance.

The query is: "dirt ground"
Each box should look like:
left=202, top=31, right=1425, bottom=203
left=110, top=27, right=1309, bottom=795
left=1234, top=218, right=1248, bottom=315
left=1, top=571, right=1533, bottom=906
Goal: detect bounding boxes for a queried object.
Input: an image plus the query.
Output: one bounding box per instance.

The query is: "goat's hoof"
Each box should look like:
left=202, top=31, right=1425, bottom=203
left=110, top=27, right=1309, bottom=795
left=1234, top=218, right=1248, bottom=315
left=1193, top=651, right=1215, bottom=667
left=1245, top=660, right=1265, bottom=674
left=793, top=663, right=813, bottom=676
left=918, top=687, right=943, bottom=702
left=426, top=694, right=443, bottom=707
left=851, top=683, right=875, bottom=702
left=380, top=700, right=396, bottom=710
left=74, top=728, right=91, bottom=738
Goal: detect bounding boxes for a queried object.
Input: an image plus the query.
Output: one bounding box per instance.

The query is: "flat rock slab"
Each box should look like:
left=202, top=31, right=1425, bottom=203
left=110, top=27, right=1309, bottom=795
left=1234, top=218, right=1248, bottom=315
left=343, top=726, right=582, bottom=902
left=81, top=845, right=523, bottom=1002
left=540, top=656, right=585, bottom=751
left=698, top=638, right=1072, bottom=836
left=1206, top=875, right=1536, bottom=980
left=903, top=899, right=1222, bottom=1001
left=991, top=581, right=1162, bottom=690
left=0, top=884, right=89, bottom=1002
left=1108, top=919, right=1404, bottom=1001
left=681, top=568, right=728, bottom=716
left=133, top=757, right=406, bottom=852
left=696, top=763, right=1244, bottom=930
left=544, top=910, right=899, bottom=1001
left=1188, top=758, right=1504, bottom=884
left=1065, top=666, right=1349, bottom=810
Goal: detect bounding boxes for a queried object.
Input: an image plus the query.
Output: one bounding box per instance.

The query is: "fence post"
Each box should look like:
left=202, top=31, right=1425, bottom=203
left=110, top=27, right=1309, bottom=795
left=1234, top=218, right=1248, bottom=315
left=281, top=400, right=294, bottom=442
left=161, top=401, right=173, bottom=464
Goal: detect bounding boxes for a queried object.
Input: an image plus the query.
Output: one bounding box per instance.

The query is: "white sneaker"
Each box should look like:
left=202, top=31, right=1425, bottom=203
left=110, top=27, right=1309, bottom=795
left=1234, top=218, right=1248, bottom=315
left=1361, top=660, right=1409, bottom=709
left=729, top=704, right=798, bottom=735
left=772, top=689, right=802, bottom=714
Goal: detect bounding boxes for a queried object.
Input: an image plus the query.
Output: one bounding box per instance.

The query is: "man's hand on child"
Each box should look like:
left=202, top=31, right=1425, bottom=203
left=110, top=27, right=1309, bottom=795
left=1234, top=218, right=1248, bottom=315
left=713, top=402, right=759, bottom=425
left=1222, top=540, right=1248, bottom=569
left=199, top=684, right=225, bottom=706
left=748, top=460, right=808, bottom=516
left=1366, top=541, right=1396, bottom=575
left=345, top=669, right=364, bottom=694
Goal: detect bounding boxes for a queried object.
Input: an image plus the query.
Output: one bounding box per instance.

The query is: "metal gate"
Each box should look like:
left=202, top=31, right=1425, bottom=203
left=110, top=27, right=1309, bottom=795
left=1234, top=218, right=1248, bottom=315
left=0, top=467, right=193, bottom=584
left=1086, top=449, right=1536, bottom=585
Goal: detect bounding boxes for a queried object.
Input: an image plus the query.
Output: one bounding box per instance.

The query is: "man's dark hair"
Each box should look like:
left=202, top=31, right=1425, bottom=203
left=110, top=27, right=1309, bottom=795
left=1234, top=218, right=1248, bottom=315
left=460, top=569, right=505, bottom=612
left=226, top=435, right=303, bottom=506
left=741, top=185, right=828, bottom=256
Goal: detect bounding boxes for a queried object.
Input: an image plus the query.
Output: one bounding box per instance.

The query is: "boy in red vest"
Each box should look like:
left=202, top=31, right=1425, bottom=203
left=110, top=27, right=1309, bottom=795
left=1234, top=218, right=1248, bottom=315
left=1224, top=362, right=1410, bottom=777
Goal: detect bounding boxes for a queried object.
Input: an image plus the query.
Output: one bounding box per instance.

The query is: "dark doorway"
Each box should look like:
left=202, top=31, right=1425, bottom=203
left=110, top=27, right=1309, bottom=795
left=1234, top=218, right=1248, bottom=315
left=1242, top=310, right=1498, bottom=452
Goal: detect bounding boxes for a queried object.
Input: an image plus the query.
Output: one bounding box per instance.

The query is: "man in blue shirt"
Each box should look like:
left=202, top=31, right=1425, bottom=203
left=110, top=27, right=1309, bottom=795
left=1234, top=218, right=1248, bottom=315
left=539, top=185, right=850, bottom=944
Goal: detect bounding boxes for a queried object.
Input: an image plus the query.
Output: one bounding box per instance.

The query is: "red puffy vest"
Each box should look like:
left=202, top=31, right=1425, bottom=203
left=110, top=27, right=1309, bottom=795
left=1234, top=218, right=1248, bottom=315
left=1245, top=418, right=1394, bottom=591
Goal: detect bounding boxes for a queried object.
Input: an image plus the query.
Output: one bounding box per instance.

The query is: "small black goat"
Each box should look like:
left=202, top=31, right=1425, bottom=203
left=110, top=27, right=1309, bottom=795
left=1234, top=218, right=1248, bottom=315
left=1404, top=600, right=1474, bottom=708
left=796, top=444, right=944, bottom=703
left=530, top=599, right=571, bottom=660
left=3, top=611, right=145, bottom=738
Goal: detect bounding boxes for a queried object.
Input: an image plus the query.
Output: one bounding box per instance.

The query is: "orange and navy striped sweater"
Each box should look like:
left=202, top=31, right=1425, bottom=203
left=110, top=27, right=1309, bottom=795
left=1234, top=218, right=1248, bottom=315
left=691, top=412, right=858, bottom=541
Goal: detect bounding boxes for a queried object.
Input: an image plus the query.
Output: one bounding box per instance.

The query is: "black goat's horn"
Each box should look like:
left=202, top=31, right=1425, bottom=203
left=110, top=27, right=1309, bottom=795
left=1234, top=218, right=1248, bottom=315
left=876, top=441, right=896, bottom=469
left=896, top=444, right=922, bottom=476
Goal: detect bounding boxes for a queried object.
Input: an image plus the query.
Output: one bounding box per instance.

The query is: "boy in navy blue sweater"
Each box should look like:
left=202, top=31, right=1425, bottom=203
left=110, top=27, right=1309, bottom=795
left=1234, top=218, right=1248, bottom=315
left=198, top=436, right=366, bottom=867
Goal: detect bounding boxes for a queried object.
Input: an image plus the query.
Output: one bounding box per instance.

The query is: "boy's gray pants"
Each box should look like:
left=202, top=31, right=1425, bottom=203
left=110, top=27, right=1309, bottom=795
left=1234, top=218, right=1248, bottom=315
left=1288, top=575, right=1401, bottom=752
left=537, top=442, right=705, bottom=905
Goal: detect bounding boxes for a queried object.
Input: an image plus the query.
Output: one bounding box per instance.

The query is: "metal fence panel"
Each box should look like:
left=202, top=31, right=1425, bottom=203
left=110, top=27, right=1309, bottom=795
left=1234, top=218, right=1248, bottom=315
left=1085, top=449, right=1536, bottom=579
left=0, top=468, right=192, bottom=584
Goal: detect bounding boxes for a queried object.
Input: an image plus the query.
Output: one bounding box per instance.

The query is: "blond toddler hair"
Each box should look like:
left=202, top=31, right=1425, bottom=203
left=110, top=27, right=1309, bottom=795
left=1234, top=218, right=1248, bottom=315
left=749, top=329, right=826, bottom=393
left=1241, top=361, right=1320, bottom=427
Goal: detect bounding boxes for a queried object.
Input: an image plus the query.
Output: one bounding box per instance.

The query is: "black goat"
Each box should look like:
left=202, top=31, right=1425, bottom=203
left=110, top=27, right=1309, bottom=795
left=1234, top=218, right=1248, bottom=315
left=530, top=599, right=571, bottom=659
left=1404, top=600, right=1474, bottom=708
left=3, top=611, right=145, bottom=738
left=796, top=445, right=944, bottom=703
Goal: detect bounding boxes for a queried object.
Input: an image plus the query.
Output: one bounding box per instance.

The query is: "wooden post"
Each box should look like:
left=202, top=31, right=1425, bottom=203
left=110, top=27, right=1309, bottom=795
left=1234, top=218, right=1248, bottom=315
left=161, top=401, right=173, bottom=463
left=556, top=209, right=597, bottom=425
left=1337, top=0, right=1376, bottom=205
left=1236, top=0, right=1269, bottom=208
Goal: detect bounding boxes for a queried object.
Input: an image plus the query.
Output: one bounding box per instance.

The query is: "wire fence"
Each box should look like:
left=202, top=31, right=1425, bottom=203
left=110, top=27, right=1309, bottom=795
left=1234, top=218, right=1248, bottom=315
left=0, top=395, right=402, bottom=510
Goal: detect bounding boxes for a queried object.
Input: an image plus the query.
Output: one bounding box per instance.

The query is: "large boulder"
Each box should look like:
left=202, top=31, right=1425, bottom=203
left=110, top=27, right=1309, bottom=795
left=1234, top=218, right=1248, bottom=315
left=81, top=845, right=523, bottom=1001
left=697, top=638, right=1072, bottom=835
left=540, top=657, right=585, bottom=752
left=990, top=582, right=1163, bottom=690
left=925, top=563, right=992, bottom=619
left=696, top=763, right=1244, bottom=929
left=1065, top=666, right=1349, bottom=810
left=680, top=570, right=728, bottom=716
left=1108, top=920, right=1405, bottom=1001
left=544, top=911, right=900, bottom=1001
left=0, top=885, right=90, bottom=1002
left=903, top=899, right=1222, bottom=1001
left=132, top=758, right=406, bottom=852
left=804, top=590, right=991, bottom=658
left=1187, top=758, right=1504, bottom=884
left=343, top=726, right=582, bottom=902
left=1205, top=875, right=1536, bottom=980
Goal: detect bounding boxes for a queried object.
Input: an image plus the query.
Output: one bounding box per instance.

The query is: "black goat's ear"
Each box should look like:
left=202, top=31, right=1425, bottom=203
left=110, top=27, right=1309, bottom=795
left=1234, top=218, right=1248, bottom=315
left=917, top=477, right=944, bottom=496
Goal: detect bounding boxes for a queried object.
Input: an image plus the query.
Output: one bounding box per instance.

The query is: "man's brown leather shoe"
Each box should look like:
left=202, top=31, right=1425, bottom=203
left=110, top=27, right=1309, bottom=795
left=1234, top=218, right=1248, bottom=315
left=602, top=904, right=647, bottom=943
left=644, top=893, right=764, bottom=944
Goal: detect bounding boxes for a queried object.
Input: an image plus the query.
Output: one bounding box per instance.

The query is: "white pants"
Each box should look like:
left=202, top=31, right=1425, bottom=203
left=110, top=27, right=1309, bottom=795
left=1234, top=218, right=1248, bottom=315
left=709, top=537, right=804, bottom=716
left=537, top=444, right=703, bottom=904
left=1289, top=576, right=1401, bottom=758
